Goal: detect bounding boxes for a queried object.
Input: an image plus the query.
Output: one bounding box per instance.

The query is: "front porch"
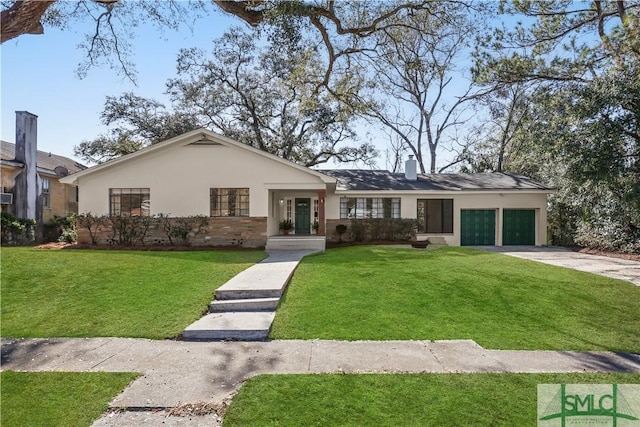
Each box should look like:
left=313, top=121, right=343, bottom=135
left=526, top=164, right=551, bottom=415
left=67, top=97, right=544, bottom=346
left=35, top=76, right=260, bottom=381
left=266, top=188, right=327, bottom=251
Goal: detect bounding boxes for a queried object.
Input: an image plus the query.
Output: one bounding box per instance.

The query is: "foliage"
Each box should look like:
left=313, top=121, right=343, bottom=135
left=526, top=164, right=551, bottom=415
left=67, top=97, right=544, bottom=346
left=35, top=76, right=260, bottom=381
left=271, top=246, right=640, bottom=351
left=76, top=212, right=107, bottom=245
left=0, top=212, right=36, bottom=245
left=224, top=373, right=640, bottom=427
left=279, top=219, right=294, bottom=231
left=77, top=27, right=376, bottom=167
left=74, top=93, right=201, bottom=163
left=45, top=214, right=77, bottom=243
left=469, top=1, right=640, bottom=252
left=1, top=371, right=138, bottom=427
left=335, top=223, right=348, bottom=242
left=348, top=218, right=416, bottom=242
left=362, top=3, right=490, bottom=173
left=105, top=214, right=153, bottom=246
left=1, top=247, right=265, bottom=338
left=461, top=83, right=531, bottom=173
left=508, top=69, right=639, bottom=252
left=2, top=1, right=474, bottom=87
left=158, top=214, right=209, bottom=246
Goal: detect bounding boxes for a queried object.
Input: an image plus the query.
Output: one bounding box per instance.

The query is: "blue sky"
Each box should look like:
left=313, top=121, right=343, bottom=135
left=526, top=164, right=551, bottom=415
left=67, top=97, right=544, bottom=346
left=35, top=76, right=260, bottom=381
left=0, top=4, right=517, bottom=170
left=1, top=7, right=234, bottom=164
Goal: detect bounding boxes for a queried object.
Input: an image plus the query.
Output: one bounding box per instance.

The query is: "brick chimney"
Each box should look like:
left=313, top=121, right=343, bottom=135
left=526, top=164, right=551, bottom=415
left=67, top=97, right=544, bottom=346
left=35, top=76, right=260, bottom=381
left=14, top=111, right=40, bottom=222
left=405, top=155, right=417, bottom=181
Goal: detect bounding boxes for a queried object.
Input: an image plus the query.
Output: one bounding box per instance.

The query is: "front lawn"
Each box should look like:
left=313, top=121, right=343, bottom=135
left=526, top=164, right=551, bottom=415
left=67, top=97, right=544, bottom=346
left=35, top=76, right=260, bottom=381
left=1, top=248, right=264, bottom=339
left=1, top=371, right=138, bottom=427
left=271, top=246, right=640, bottom=351
left=223, top=373, right=640, bottom=426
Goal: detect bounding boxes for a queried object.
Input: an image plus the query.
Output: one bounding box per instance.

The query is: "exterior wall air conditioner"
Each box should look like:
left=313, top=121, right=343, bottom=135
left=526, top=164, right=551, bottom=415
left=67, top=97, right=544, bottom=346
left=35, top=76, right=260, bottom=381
left=1, top=193, right=14, bottom=204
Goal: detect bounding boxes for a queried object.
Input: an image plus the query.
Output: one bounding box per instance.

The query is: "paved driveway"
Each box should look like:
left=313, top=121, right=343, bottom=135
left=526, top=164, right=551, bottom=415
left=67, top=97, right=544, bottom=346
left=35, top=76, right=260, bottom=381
left=476, top=246, right=640, bottom=286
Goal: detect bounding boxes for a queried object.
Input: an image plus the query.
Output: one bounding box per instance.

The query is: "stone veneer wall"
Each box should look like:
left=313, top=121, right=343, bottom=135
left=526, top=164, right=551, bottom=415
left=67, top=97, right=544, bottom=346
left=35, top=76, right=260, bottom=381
left=77, top=216, right=267, bottom=248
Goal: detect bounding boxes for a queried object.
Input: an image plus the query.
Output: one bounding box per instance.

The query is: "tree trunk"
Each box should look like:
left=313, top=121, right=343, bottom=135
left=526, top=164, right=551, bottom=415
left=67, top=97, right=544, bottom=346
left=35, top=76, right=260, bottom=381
left=1, top=0, right=56, bottom=43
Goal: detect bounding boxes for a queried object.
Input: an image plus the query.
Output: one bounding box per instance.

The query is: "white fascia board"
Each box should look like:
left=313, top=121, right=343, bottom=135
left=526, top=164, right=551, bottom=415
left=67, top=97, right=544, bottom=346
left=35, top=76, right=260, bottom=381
left=264, top=183, right=328, bottom=190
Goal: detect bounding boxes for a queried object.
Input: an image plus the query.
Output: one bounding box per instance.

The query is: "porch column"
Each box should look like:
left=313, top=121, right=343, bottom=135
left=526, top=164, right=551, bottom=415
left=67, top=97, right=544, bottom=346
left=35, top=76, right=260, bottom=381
left=317, top=189, right=326, bottom=236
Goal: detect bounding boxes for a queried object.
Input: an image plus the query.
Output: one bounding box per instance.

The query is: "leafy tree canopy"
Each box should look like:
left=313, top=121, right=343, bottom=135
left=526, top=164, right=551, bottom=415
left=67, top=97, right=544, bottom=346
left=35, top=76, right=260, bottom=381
left=75, top=27, right=376, bottom=167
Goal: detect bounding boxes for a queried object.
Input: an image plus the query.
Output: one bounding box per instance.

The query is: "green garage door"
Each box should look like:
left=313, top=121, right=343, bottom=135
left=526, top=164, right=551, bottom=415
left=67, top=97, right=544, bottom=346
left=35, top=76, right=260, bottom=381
left=460, top=209, right=496, bottom=246
left=503, top=209, right=536, bottom=245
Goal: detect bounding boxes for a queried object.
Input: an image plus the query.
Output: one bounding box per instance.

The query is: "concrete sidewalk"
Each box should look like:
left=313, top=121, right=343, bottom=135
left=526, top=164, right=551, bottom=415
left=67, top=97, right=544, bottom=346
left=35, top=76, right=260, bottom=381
left=3, top=338, right=639, bottom=405
left=3, top=338, right=639, bottom=426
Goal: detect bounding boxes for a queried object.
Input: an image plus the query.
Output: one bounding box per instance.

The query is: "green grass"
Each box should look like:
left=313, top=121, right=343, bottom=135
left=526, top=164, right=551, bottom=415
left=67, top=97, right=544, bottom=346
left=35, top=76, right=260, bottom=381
left=1, top=371, right=138, bottom=427
left=1, top=247, right=265, bottom=339
left=271, top=246, right=640, bottom=351
left=223, top=373, right=640, bottom=426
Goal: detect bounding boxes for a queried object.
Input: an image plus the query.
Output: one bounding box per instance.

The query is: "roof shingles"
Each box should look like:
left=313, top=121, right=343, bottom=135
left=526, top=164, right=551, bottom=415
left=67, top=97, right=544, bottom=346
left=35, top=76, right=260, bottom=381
left=320, top=169, right=551, bottom=191
left=1, top=141, right=86, bottom=175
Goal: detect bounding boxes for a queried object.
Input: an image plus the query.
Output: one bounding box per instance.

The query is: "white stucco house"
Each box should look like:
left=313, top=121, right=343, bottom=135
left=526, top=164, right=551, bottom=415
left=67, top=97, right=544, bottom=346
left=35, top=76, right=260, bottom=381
left=61, top=129, right=553, bottom=250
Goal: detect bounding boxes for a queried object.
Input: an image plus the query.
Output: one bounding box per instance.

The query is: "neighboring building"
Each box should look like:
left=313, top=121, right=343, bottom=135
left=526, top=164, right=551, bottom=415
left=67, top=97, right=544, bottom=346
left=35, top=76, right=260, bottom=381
left=1, top=112, right=86, bottom=225
left=61, top=128, right=553, bottom=250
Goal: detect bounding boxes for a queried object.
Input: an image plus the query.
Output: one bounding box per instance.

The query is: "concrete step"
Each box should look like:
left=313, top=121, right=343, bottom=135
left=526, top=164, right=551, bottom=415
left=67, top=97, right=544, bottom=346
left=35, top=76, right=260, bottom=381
left=209, top=297, right=280, bottom=312
left=215, top=287, right=283, bottom=300
left=266, top=236, right=326, bottom=251
left=426, top=236, right=448, bottom=245
left=182, top=312, right=276, bottom=341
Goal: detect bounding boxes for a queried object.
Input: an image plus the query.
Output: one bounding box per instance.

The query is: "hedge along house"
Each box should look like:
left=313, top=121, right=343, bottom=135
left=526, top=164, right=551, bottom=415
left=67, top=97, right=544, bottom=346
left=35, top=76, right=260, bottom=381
left=60, top=128, right=553, bottom=250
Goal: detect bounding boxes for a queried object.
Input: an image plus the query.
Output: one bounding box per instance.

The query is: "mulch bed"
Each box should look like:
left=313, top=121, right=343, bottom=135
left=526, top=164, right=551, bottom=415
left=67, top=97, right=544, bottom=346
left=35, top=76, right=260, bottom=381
left=33, top=242, right=262, bottom=251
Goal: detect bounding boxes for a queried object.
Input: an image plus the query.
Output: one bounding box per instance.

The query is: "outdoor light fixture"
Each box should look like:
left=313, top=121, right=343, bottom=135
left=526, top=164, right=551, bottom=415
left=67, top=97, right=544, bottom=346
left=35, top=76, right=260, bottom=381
left=279, top=199, right=284, bottom=205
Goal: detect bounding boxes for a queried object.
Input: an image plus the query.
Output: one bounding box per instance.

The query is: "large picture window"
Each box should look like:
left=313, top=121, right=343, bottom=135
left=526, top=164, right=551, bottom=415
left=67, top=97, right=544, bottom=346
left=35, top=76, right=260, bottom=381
left=340, top=198, right=400, bottom=219
left=109, top=188, right=150, bottom=216
left=210, top=188, right=249, bottom=217
left=417, top=199, right=453, bottom=233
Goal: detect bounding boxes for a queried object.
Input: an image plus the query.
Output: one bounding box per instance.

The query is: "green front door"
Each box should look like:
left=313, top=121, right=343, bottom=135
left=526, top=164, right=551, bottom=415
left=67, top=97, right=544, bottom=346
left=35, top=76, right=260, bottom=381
left=460, top=209, right=496, bottom=246
left=503, top=209, right=536, bottom=245
left=295, top=198, right=311, bottom=234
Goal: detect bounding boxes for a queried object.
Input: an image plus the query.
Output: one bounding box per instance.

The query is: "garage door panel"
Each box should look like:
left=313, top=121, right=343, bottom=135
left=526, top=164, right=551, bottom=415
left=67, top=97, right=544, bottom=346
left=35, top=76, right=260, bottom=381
left=461, top=209, right=496, bottom=246
left=503, top=209, right=535, bottom=245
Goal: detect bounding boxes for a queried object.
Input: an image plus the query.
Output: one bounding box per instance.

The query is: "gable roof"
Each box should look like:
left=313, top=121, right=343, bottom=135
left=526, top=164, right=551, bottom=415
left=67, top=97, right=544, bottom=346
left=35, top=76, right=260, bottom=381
left=60, top=129, right=336, bottom=185
left=1, top=140, right=86, bottom=176
left=321, top=169, right=552, bottom=192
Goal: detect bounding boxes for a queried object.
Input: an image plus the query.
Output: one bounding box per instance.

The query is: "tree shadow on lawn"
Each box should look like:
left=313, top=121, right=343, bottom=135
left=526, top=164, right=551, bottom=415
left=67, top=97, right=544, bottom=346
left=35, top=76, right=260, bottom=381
left=557, top=351, right=640, bottom=372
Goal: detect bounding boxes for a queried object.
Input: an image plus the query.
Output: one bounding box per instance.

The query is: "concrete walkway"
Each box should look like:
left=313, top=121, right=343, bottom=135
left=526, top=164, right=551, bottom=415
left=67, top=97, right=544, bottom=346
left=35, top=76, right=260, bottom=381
left=2, top=337, right=639, bottom=426
left=183, top=250, right=318, bottom=340
left=477, top=246, right=640, bottom=286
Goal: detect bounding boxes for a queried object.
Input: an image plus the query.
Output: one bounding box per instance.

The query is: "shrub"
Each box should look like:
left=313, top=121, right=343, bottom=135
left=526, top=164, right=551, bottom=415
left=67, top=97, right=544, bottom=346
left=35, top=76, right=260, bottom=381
left=349, top=218, right=417, bottom=243
left=106, top=215, right=153, bottom=246
left=0, top=212, right=36, bottom=245
left=44, top=214, right=77, bottom=243
left=158, top=214, right=209, bottom=246
left=76, top=213, right=107, bottom=245
left=335, top=224, right=348, bottom=242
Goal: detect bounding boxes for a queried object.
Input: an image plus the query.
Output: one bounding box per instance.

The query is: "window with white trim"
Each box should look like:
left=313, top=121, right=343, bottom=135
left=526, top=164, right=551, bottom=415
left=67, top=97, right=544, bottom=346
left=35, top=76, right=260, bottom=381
left=340, top=197, right=400, bottom=219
